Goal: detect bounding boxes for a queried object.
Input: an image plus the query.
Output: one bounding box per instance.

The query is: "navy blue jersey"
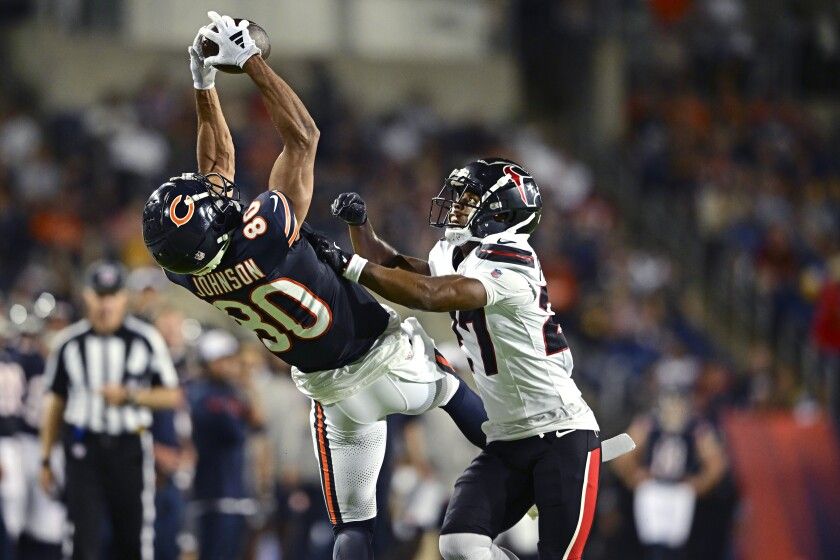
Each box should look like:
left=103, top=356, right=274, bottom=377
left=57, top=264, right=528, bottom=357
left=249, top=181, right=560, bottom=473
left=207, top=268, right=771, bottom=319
left=165, top=190, right=388, bottom=373
left=188, top=378, right=249, bottom=500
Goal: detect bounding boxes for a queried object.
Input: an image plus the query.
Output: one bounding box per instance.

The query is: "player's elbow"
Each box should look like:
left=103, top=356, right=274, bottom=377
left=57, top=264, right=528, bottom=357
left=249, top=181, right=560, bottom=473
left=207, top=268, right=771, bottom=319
left=307, top=123, right=321, bottom=141
left=300, top=123, right=320, bottom=144
left=287, top=122, right=320, bottom=150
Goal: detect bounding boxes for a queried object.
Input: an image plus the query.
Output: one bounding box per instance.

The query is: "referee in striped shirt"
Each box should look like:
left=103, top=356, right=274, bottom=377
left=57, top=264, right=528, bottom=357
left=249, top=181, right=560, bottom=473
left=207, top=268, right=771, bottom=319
left=39, top=261, right=182, bottom=560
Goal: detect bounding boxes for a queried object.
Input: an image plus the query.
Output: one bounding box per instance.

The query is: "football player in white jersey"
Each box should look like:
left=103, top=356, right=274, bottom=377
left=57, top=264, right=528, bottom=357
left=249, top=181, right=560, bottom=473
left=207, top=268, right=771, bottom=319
left=305, top=158, right=601, bottom=560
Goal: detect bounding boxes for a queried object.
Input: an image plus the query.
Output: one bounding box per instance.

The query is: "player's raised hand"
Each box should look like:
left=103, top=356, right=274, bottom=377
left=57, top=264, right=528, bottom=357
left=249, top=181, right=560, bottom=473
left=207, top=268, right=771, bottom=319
left=331, top=192, right=368, bottom=226
left=189, top=29, right=216, bottom=90
left=200, top=11, right=261, bottom=69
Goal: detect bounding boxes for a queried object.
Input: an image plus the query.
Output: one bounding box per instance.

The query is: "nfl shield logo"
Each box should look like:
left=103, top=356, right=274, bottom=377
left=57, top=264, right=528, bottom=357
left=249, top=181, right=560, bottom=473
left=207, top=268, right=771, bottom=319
left=491, top=268, right=502, bottom=278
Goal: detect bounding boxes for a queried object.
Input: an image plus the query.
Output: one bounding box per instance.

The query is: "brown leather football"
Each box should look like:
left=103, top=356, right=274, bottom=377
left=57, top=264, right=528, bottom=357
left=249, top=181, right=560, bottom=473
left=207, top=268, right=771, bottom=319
left=199, top=18, right=271, bottom=74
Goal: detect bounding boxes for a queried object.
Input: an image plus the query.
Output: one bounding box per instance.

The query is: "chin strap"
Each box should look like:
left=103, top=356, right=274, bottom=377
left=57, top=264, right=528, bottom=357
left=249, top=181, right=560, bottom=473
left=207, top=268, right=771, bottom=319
left=444, top=218, right=535, bottom=247
left=444, top=227, right=482, bottom=247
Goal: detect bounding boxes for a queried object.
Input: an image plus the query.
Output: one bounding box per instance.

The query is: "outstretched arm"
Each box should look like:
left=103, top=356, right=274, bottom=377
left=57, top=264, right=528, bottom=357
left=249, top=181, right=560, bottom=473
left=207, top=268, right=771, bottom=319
left=332, top=192, right=430, bottom=274
left=187, top=32, right=233, bottom=179
left=243, top=56, right=319, bottom=225
left=350, top=222, right=431, bottom=274
left=303, top=229, right=485, bottom=312
left=195, top=88, right=235, bottom=179
left=358, top=263, right=485, bottom=312
left=199, top=11, right=318, bottom=224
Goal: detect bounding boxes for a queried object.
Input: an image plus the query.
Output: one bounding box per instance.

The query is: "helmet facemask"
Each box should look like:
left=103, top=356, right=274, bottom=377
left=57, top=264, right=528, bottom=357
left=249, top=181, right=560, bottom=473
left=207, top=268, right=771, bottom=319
left=189, top=172, right=243, bottom=274
left=430, top=175, right=485, bottom=247
left=200, top=172, right=243, bottom=233
left=429, top=174, right=520, bottom=246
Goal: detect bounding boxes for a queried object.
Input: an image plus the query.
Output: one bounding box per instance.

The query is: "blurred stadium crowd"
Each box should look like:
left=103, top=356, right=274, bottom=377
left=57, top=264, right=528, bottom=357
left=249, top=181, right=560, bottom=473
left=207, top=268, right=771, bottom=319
left=1, top=1, right=840, bottom=559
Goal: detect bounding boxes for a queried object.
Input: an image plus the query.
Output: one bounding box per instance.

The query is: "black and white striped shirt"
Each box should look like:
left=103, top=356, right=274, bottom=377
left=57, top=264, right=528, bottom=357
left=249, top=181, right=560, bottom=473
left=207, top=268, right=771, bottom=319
left=44, top=316, right=179, bottom=434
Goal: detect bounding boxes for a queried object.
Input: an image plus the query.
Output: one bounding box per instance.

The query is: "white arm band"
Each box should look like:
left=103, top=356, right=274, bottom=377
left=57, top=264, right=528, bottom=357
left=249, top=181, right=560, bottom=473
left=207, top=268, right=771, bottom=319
left=342, top=255, right=368, bottom=283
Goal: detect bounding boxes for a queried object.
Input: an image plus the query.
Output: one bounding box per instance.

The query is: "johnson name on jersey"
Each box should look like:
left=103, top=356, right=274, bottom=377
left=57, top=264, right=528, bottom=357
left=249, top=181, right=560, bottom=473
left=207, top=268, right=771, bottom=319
left=165, top=190, right=389, bottom=375
left=428, top=232, right=599, bottom=442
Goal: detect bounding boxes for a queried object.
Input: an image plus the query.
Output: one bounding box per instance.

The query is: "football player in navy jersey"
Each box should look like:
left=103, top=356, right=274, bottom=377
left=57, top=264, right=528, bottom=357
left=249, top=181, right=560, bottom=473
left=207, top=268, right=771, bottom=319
left=141, top=12, right=486, bottom=559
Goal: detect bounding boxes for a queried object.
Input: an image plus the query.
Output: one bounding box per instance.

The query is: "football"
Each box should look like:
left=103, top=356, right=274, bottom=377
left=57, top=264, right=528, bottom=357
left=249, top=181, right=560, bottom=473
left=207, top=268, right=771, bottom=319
left=199, top=18, right=271, bottom=74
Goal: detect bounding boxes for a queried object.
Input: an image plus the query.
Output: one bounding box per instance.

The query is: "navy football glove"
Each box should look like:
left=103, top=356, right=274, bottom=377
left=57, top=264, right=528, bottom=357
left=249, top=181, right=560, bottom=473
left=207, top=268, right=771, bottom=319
left=331, top=192, right=367, bottom=226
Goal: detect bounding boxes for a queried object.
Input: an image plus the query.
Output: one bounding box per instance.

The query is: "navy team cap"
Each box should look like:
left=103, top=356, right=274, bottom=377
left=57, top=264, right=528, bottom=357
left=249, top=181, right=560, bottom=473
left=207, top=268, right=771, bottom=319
left=86, top=260, right=127, bottom=295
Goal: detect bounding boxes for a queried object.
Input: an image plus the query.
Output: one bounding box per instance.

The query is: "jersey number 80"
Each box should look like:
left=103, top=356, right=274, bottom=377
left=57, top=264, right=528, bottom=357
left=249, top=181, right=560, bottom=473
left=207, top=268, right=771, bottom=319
left=213, top=279, right=333, bottom=353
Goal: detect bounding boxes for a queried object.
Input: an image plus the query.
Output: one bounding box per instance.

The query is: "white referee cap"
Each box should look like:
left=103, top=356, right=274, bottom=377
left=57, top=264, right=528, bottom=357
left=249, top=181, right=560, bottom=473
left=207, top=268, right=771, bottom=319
left=197, top=329, right=240, bottom=362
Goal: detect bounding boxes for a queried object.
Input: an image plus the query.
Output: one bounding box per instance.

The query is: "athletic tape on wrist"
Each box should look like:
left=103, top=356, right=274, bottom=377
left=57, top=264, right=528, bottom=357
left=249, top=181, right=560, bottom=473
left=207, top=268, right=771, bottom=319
left=343, top=255, right=368, bottom=283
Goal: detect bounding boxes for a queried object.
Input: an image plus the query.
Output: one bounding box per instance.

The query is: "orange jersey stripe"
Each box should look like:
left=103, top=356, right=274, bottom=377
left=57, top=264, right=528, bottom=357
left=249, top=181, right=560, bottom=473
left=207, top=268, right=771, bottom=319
left=316, top=403, right=338, bottom=524
left=288, top=218, right=301, bottom=247
left=275, top=191, right=293, bottom=238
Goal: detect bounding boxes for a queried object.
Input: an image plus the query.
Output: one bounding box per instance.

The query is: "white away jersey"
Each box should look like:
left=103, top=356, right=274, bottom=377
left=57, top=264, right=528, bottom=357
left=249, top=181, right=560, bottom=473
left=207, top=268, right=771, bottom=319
left=429, top=233, right=598, bottom=442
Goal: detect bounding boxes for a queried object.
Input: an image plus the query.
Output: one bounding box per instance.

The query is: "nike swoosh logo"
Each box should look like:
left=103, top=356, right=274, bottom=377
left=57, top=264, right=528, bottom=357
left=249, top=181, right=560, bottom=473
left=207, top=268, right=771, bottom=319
left=495, top=239, right=516, bottom=244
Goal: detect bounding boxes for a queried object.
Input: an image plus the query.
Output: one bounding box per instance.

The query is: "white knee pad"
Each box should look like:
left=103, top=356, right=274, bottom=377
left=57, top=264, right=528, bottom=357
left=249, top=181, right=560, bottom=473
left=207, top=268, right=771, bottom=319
left=439, top=533, right=520, bottom=560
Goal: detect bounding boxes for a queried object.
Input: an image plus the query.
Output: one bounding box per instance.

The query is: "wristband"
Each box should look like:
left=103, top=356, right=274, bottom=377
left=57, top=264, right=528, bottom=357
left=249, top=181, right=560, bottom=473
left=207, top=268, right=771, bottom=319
left=342, top=255, right=368, bottom=283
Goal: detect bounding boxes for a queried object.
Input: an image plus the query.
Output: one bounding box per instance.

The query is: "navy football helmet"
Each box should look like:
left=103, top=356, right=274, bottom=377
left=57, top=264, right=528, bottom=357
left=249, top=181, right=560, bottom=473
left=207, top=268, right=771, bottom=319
left=429, top=158, right=542, bottom=246
left=142, top=173, right=243, bottom=274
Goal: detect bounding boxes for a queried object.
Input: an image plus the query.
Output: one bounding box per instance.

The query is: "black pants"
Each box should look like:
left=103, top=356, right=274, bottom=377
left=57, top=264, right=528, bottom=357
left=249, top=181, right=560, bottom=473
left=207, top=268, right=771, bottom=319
left=63, top=429, right=152, bottom=560
left=441, top=429, right=601, bottom=560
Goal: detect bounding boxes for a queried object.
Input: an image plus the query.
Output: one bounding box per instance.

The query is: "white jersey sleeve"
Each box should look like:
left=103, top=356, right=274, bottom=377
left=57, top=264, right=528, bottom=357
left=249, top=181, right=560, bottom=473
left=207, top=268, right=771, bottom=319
left=463, top=257, right=536, bottom=308
left=429, top=237, right=538, bottom=307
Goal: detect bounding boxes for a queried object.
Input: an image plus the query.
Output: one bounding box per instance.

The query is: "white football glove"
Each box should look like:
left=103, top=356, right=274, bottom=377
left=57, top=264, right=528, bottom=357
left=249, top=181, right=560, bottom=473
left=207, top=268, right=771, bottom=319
left=189, top=29, right=216, bottom=90
left=200, top=11, right=261, bottom=70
